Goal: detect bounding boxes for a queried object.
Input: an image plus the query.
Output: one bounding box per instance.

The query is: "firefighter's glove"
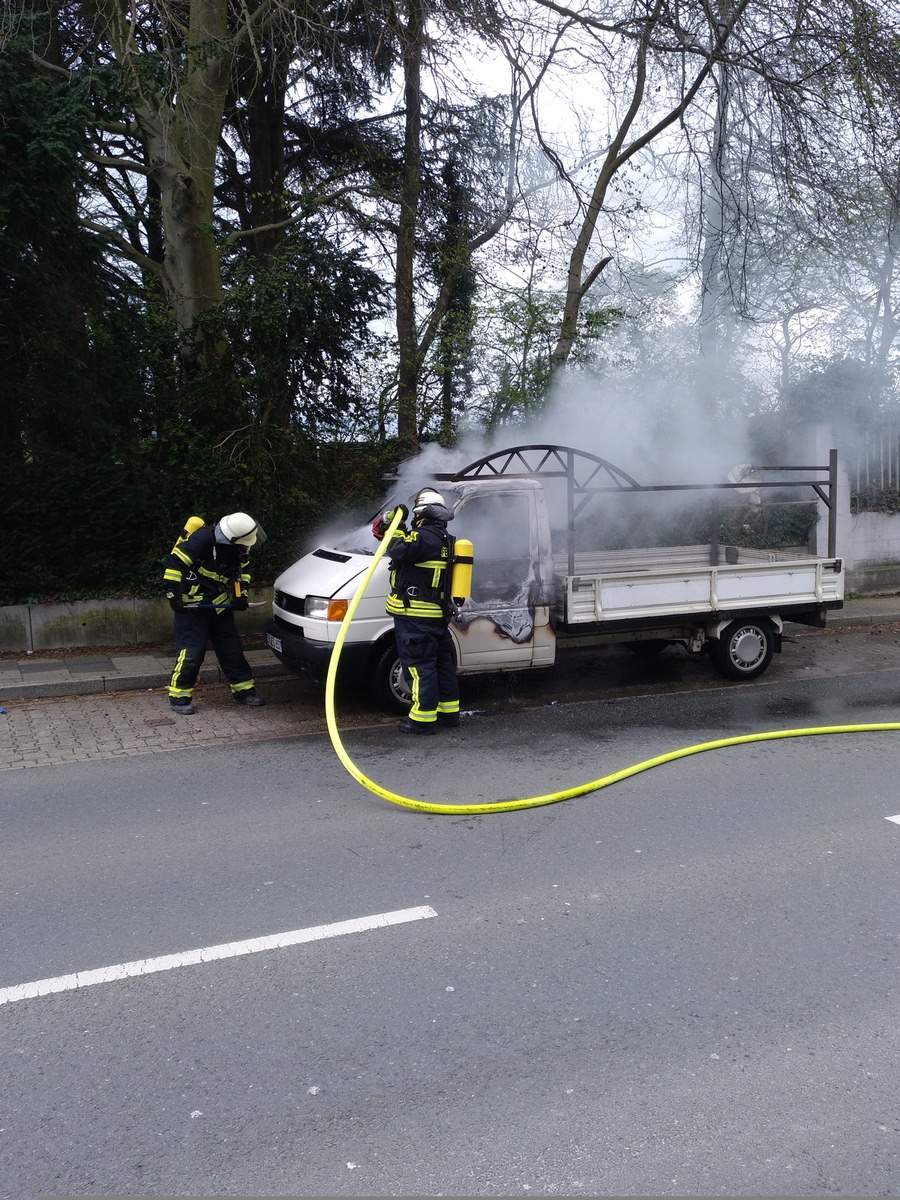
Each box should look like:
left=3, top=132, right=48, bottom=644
left=373, top=504, right=409, bottom=540
left=232, top=594, right=249, bottom=611
left=168, top=596, right=185, bottom=613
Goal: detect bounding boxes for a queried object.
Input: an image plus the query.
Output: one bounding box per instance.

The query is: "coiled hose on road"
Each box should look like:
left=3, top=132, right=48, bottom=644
left=325, top=509, right=900, bottom=815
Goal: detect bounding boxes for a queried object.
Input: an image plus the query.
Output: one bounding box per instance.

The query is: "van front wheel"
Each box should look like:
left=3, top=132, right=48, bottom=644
left=371, top=641, right=413, bottom=713
left=708, top=619, right=775, bottom=680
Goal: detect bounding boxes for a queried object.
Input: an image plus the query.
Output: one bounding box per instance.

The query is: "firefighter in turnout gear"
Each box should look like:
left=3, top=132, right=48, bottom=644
left=163, top=512, right=266, bottom=716
left=373, top=488, right=460, bottom=734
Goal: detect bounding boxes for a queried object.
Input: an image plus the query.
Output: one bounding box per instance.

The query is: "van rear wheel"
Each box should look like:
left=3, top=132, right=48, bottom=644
left=371, top=641, right=412, bottom=713
left=708, top=619, right=775, bottom=680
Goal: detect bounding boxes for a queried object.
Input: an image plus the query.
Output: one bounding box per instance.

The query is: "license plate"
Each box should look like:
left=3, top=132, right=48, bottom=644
left=265, top=632, right=283, bottom=653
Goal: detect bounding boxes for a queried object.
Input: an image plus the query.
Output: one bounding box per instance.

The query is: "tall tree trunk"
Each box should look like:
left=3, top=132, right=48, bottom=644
left=695, top=63, right=729, bottom=418
left=238, top=38, right=291, bottom=433
left=547, top=0, right=737, bottom=375
left=394, top=0, right=426, bottom=453
left=872, top=181, right=900, bottom=371
left=91, top=0, right=232, bottom=364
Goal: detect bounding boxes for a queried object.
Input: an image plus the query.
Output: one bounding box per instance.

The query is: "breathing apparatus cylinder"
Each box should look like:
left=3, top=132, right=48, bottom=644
left=172, top=516, right=205, bottom=552
left=451, top=538, right=474, bottom=603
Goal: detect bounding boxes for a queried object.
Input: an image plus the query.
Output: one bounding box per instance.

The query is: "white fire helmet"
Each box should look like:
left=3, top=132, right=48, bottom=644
left=412, top=487, right=446, bottom=514
left=219, top=512, right=263, bottom=547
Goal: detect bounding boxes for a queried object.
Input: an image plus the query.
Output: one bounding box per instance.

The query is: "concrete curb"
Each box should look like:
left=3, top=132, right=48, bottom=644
left=826, top=610, right=900, bottom=627
left=0, top=651, right=289, bottom=703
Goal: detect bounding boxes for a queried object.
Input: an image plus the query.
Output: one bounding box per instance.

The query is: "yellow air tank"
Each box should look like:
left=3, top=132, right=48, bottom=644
left=451, top=538, right=474, bottom=603
left=173, top=516, right=206, bottom=551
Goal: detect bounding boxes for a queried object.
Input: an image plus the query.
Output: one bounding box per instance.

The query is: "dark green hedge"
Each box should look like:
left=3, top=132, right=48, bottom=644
left=851, top=488, right=900, bottom=515
left=571, top=495, right=818, bottom=554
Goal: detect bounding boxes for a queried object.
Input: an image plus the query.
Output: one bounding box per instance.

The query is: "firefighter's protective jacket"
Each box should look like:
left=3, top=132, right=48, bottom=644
left=163, top=526, right=251, bottom=614
left=385, top=517, right=453, bottom=621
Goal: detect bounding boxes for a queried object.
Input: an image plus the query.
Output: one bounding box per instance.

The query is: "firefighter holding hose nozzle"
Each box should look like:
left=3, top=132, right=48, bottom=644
left=373, top=488, right=461, bottom=735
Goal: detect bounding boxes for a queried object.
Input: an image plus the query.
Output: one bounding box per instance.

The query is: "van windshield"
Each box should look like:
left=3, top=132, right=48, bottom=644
left=331, top=487, right=462, bottom=555
left=332, top=522, right=379, bottom=555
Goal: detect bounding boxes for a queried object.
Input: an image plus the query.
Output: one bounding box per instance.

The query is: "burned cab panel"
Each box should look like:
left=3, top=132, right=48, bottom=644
left=449, top=481, right=555, bottom=672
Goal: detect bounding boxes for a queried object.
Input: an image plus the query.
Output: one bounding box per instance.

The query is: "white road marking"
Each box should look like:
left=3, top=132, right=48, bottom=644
left=886, top=814, right=900, bottom=826
left=0, top=905, right=437, bottom=1006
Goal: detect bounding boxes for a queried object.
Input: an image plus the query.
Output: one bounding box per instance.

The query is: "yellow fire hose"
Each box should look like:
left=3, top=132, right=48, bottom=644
left=325, top=509, right=900, bottom=815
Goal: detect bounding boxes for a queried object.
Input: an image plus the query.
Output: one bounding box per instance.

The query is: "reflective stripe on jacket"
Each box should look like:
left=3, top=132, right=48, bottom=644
left=385, top=521, right=451, bottom=621
left=163, top=526, right=250, bottom=613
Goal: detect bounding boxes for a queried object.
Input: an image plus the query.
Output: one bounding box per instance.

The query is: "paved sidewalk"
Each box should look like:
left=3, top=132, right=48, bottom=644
left=1, top=596, right=900, bottom=704
left=0, top=646, right=288, bottom=703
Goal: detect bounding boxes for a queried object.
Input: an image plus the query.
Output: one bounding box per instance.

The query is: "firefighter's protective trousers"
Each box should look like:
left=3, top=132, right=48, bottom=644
left=168, top=610, right=255, bottom=701
left=394, top=616, right=459, bottom=727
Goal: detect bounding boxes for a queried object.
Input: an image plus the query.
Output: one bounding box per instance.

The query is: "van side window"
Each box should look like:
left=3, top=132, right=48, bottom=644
left=456, top=493, right=531, bottom=604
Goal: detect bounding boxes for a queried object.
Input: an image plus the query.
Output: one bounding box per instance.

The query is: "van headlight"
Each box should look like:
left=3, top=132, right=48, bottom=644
left=305, top=596, right=349, bottom=621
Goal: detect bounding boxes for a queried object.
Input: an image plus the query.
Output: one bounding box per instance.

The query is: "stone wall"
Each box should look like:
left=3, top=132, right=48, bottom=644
left=842, top=513, right=900, bottom=595
left=0, top=589, right=273, bottom=653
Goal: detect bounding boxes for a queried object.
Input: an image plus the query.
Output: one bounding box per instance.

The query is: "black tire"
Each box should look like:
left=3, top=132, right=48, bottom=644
left=624, top=639, right=669, bottom=656
left=370, top=640, right=412, bottom=713
left=708, top=618, right=775, bottom=680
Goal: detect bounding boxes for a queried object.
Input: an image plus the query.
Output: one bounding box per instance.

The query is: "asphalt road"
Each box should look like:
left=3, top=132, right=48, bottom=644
left=3, top=638, right=900, bottom=1197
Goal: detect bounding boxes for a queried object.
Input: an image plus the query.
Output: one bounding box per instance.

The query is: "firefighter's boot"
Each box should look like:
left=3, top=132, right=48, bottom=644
left=398, top=717, right=437, bottom=735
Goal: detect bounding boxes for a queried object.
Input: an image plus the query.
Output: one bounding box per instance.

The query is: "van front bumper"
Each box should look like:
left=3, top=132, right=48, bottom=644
left=264, top=616, right=371, bottom=683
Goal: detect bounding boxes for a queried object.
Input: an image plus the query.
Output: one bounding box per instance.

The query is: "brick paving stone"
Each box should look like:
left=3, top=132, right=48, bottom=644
left=0, top=676, right=387, bottom=771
